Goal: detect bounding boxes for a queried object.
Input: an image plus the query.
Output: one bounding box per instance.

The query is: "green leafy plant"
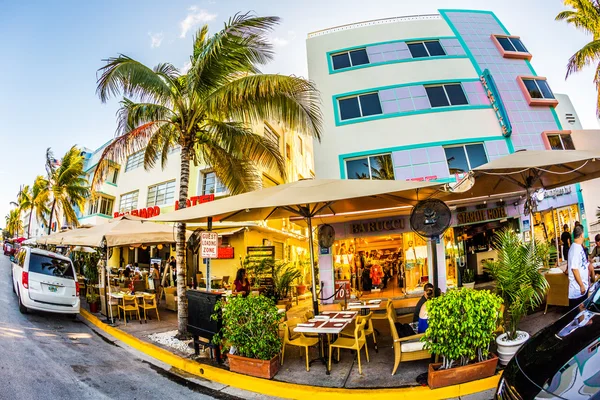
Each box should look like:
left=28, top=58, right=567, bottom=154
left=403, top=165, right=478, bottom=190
left=272, top=261, right=301, bottom=301
left=484, top=229, right=549, bottom=340
left=462, top=268, right=475, bottom=284
left=86, top=292, right=99, bottom=304
left=242, top=256, right=274, bottom=288
left=422, top=288, right=502, bottom=369
left=213, top=294, right=282, bottom=360
left=82, top=250, right=102, bottom=284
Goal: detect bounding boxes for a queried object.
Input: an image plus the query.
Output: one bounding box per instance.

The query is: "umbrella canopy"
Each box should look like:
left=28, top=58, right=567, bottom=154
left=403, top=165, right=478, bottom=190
left=40, top=215, right=177, bottom=248
left=71, top=246, right=97, bottom=253
left=151, top=178, right=444, bottom=223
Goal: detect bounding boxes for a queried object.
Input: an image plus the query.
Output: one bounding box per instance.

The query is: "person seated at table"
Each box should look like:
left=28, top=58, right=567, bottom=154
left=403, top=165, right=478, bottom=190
left=132, top=271, right=141, bottom=281
left=413, top=283, right=434, bottom=323
left=124, top=264, right=132, bottom=279
left=233, top=268, right=250, bottom=297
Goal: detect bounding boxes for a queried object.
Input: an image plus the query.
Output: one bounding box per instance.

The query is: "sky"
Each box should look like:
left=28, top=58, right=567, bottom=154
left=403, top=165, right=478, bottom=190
left=0, top=0, right=597, bottom=228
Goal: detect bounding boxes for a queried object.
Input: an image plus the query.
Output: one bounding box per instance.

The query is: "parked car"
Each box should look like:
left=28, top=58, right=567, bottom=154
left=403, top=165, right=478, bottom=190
left=3, top=241, right=17, bottom=256
left=11, top=247, right=80, bottom=315
left=496, top=281, right=600, bottom=399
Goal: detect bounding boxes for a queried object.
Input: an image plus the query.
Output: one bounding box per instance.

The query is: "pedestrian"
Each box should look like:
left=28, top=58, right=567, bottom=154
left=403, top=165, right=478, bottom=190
left=169, top=256, right=177, bottom=285
left=561, top=224, right=572, bottom=262
left=567, top=225, right=593, bottom=308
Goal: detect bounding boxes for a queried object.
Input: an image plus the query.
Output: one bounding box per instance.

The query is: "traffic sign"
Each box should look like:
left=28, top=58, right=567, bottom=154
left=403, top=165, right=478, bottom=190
left=200, top=232, right=218, bottom=258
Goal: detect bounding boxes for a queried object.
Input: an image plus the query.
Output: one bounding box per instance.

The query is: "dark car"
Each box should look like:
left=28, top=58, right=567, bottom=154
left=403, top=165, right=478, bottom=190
left=497, top=281, right=600, bottom=399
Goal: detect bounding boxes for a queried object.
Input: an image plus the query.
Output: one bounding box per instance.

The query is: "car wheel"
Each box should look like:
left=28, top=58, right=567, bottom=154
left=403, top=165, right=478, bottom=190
left=17, top=289, right=27, bottom=314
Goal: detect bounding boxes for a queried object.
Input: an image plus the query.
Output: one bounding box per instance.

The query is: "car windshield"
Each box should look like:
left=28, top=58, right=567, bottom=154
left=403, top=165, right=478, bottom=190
left=29, top=254, right=75, bottom=280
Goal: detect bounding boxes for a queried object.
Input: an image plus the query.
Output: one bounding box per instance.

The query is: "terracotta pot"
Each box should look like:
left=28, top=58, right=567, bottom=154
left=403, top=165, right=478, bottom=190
left=296, top=285, right=307, bottom=295
left=227, top=353, right=280, bottom=379
left=89, top=301, right=99, bottom=313
left=428, top=354, right=498, bottom=389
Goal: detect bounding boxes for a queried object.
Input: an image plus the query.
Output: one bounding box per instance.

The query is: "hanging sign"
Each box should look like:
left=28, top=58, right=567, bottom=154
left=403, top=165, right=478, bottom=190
left=480, top=69, right=512, bottom=137
left=457, top=207, right=507, bottom=225
left=175, top=194, right=214, bottom=210
left=334, top=280, right=350, bottom=300
left=201, top=232, right=219, bottom=258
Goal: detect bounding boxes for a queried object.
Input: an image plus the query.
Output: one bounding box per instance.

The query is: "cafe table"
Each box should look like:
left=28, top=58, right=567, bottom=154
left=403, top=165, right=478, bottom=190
left=293, top=311, right=357, bottom=374
left=109, top=291, right=154, bottom=322
left=346, top=299, right=384, bottom=315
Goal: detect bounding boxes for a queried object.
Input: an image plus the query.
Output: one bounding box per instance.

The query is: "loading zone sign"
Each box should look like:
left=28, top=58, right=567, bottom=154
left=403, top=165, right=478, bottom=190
left=201, top=232, right=219, bottom=258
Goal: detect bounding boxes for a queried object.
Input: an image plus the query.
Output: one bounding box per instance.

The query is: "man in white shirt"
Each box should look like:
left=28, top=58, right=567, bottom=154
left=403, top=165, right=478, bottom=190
left=568, top=225, right=591, bottom=308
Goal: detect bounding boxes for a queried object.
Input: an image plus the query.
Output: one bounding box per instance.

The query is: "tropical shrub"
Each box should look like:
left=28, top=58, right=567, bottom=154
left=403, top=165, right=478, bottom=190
left=484, top=229, right=549, bottom=340
left=213, top=294, right=282, bottom=360
left=272, top=261, right=301, bottom=301
left=462, top=268, right=475, bottom=283
left=422, top=288, right=502, bottom=369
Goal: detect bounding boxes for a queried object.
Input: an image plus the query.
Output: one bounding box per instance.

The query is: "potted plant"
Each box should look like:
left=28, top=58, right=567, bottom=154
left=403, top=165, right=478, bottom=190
left=461, top=268, right=475, bottom=289
left=272, top=261, right=301, bottom=307
left=484, top=229, right=549, bottom=365
left=422, top=288, right=502, bottom=389
left=295, top=258, right=309, bottom=295
left=213, top=294, right=282, bottom=379
left=86, top=292, right=100, bottom=313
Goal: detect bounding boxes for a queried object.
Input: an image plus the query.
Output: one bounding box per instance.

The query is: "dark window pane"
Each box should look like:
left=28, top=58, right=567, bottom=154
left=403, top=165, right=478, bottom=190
left=426, top=86, right=450, bottom=107
left=359, top=93, right=382, bottom=116
left=465, top=144, right=488, bottom=169
left=496, top=37, right=515, bottom=52
left=408, top=42, right=428, bottom=58
left=536, top=80, right=554, bottom=99
left=349, top=49, right=369, bottom=66
left=523, top=79, right=542, bottom=99
left=445, top=84, right=468, bottom=105
left=547, top=135, right=563, bottom=150
left=339, top=97, right=361, bottom=120
left=346, top=158, right=370, bottom=179
left=332, top=53, right=351, bottom=70
left=29, top=254, right=75, bottom=280
left=510, top=38, right=528, bottom=53
left=425, top=41, right=446, bottom=56
left=444, top=147, right=470, bottom=174
left=368, top=155, right=394, bottom=180
left=561, top=134, right=575, bottom=150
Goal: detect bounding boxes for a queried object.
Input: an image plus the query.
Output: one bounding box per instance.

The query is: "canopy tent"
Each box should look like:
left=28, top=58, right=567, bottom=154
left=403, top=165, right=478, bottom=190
left=151, top=178, right=444, bottom=315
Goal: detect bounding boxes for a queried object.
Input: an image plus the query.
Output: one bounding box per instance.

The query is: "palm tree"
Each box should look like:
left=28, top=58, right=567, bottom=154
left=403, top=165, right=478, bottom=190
left=29, top=176, right=51, bottom=237
left=43, top=147, right=90, bottom=234
left=556, top=0, right=600, bottom=115
left=5, top=208, right=23, bottom=238
left=15, top=185, right=33, bottom=238
left=93, top=13, right=322, bottom=336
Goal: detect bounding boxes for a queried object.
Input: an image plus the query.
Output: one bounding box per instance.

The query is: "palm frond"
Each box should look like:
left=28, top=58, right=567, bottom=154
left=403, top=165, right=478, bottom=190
left=116, top=98, right=175, bottom=135
left=566, top=39, right=600, bottom=76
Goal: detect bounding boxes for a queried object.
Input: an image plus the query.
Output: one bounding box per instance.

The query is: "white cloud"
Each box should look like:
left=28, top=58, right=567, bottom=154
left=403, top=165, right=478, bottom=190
left=180, top=6, right=217, bottom=38
left=271, top=37, right=289, bottom=47
left=181, top=60, right=192, bottom=74
left=148, top=32, right=164, bottom=48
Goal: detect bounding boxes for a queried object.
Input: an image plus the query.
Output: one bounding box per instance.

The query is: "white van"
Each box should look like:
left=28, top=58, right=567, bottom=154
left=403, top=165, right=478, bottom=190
left=12, top=247, right=80, bottom=314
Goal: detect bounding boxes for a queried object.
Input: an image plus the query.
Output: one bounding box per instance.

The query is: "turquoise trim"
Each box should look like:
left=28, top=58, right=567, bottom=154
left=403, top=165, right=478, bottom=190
left=525, top=60, right=538, bottom=76
left=327, top=36, right=462, bottom=74
left=329, top=55, right=469, bottom=74
left=506, top=138, right=515, bottom=154
left=481, top=68, right=512, bottom=137
left=338, top=136, right=507, bottom=178
left=551, top=108, right=564, bottom=130
left=333, top=78, right=486, bottom=126
left=79, top=213, right=112, bottom=220
left=438, top=11, right=482, bottom=75
left=106, top=182, right=118, bottom=187
left=575, top=183, right=589, bottom=239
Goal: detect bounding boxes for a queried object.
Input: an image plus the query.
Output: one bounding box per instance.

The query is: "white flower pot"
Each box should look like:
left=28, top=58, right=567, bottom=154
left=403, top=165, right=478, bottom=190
left=462, top=282, right=475, bottom=289
left=496, top=331, right=530, bottom=365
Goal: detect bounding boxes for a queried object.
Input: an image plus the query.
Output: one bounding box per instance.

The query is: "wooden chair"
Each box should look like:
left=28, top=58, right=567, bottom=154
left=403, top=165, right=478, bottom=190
left=340, top=312, right=378, bottom=351
left=281, top=322, right=319, bottom=371
left=118, top=295, right=141, bottom=325
left=329, top=319, right=369, bottom=374
left=387, top=304, right=430, bottom=375
left=545, top=272, right=569, bottom=314
left=139, top=294, right=160, bottom=323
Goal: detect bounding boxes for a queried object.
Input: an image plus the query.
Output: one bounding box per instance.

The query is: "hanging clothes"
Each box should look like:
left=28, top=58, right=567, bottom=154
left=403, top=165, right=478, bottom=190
left=370, top=264, right=383, bottom=287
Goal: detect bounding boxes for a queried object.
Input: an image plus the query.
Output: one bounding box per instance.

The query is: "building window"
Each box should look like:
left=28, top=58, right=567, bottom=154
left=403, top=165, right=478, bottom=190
left=543, top=131, right=575, bottom=150
left=264, top=124, right=280, bottom=147
left=491, top=35, right=531, bottom=60
left=89, top=196, right=114, bottom=216
left=338, top=93, right=383, bottom=120
left=107, top=167, right=119, bottom=184
left=346, top=154, right=394, bottom=180
left=331, top=48, right=370, bottom=70
left=407, top=40, right=446, bottom=58
left=444, top=144, right=488, bottom=174
left=425, top=84, right=468, bottom=108
left=119, top=191, right=139, bottom=213
left=297, top=136, right=303, bottom=156
left=125, top=151, right=144, bottom=172
left=517, top=76, right=558, bottom=107
left=202, top=172, right=226, bottom=196
left=147, top=180, right=176, bottom=207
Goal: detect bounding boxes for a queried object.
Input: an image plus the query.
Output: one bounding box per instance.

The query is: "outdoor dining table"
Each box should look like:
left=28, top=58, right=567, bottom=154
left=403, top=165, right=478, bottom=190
left=346, top=299, right=384, bottom=315
left=293, top=311, right=358, bottom=375
left=109, top=291, right=154, bottom=322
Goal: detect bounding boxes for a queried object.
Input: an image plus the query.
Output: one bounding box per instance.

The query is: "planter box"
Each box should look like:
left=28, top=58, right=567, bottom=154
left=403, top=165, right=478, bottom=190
left=89, top=302, right=99, bottom=313
left=296, top=285, right=307, bottom=295
left=428, top=354, right=498, bottom=389
left=228, top=353, right=280, bottom=379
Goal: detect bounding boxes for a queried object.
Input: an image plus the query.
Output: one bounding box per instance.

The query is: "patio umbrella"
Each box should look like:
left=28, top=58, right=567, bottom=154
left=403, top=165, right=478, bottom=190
left=447, top=150, right=600, bottom=238
left=71, top=246, right=97, bottom=253
left=151, top=178, right=444, bottom=315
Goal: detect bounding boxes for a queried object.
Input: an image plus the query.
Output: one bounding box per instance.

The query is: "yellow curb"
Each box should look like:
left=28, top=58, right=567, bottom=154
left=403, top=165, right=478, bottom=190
left=80, top=309, right=500, bottom=399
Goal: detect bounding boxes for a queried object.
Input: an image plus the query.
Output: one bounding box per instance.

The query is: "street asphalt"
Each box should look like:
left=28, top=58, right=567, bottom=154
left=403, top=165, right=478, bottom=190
left=0, top=254, right=241, bottom=400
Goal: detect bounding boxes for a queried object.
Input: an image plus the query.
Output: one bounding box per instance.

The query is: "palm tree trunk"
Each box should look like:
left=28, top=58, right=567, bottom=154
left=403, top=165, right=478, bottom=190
left=27, top=208, right=33, bottom=238
left=176, top=145, right=191, bottom=338
left=47, top=199, right=56, bottom=235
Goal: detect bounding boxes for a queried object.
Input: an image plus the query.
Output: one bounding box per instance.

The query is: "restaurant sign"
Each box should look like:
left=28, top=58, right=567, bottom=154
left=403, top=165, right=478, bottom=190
left=457, top=207, right=507, bottom=225
left=175, top=194, right=214, bottom=210
left=480, top=69, right=512, bottom=137
left=113, top=206, right=160, bottom=219
left=351, top=218, right=405, bottom=234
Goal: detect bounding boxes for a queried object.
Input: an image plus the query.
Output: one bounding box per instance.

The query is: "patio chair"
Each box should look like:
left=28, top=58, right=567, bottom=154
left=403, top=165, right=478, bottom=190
left=139, top=294, right=160, bottom=323
left=329, top=319, right=369, bottom=374
left=340, top=312, right=377, bottom=352
left=387, top=304, right=430, bottom=375
left=281, top=322, right=319, bottom=371
left=118, top=295, right=141, bottom=326
left=371, top=298, right=390, bottom=322
left=164, top=287, right=177, bottom=311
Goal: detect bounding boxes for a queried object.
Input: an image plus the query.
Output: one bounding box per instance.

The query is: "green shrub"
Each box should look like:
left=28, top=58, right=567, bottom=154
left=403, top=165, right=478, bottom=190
left=422, top=288, right=502, bottom=369
left=213, top=294, right=282, bottom=360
